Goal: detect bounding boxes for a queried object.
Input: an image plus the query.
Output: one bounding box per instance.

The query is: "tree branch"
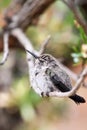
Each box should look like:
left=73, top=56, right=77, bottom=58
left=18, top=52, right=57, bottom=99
left=49, top=67, right=87, bottom=97
left=0, top=0, right=56, bottom=52
left=39, top=35, right=51, bottom=55
left=62, top=0, right=87, bottom=35
left=0, top=32, right=9, bottom=65
left=4, top=0, right=56, bottom=29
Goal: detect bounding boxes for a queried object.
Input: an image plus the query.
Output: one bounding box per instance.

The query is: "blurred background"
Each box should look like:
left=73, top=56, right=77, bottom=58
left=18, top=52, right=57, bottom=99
left=0, top=0, right=87, bottom=130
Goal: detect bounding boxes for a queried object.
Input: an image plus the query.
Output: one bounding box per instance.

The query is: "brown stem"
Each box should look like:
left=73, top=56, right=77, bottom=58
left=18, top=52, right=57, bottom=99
left=0, top=0, right=56, bottom=51
left=63, top=0, right=87, bottom=35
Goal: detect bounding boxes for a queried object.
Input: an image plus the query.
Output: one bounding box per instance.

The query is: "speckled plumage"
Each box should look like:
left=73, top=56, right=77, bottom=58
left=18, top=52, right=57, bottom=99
left=34, top=54, right=72, bottom=93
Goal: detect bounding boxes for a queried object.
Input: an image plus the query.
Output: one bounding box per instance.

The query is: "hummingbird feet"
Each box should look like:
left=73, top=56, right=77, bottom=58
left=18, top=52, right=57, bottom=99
left=41, top=92, right=50, bottom=97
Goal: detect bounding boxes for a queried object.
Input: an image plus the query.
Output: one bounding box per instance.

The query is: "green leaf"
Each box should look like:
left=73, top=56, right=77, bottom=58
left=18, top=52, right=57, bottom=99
left=79, top=27, right=87, bottom=43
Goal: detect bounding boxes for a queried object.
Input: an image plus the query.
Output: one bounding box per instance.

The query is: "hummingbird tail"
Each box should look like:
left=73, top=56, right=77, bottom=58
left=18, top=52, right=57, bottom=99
left=69, top=94, right=86, bottom=104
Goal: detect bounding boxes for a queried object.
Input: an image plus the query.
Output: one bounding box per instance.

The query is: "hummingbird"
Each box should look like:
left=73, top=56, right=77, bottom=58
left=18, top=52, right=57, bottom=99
left=26, top=50, right=86, bottom=104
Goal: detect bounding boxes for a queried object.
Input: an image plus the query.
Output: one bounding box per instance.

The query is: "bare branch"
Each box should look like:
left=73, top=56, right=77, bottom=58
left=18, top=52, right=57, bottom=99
left=49, top=67, right=87, bottom=97
left=39, top=35, right=51, bottom=55
left=16, top=0, right=55, bottom=29
left=0, top=32, right=9, bottom=65
left=11, top=28, right=34, bottom=52
left=62, top=0, right=87, bottom=35
left=11, top=28, right=38, bottom=89
left=4, top=0, right=55, bottom=30
left=0, top=0, right=56, bottom=52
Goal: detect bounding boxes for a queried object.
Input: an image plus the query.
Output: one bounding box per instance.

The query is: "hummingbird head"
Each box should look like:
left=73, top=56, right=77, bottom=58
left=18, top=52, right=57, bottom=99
left=26, top=50, right=54, bottom=66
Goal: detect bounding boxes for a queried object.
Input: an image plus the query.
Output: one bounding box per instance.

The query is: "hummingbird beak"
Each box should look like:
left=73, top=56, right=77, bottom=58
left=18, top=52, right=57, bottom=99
left=26, top=50, right=39, bottom=59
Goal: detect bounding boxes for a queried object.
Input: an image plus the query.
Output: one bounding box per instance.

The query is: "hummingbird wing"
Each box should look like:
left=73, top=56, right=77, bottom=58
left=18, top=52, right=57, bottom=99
left=50, top=74, right=70, bottom=92
left=48, top=64, right=72, bottom=91
left=50, top=73, right=86, bottom=104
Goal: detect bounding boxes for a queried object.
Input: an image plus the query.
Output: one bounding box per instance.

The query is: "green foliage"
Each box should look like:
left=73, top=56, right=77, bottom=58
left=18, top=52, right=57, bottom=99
left=79, top=27, right=87, bottom=43
left=0, top=0, right=11, bottom=9
left=71, top=26, right=87, bottom=64
left=13, top=76, right=42, bottom=122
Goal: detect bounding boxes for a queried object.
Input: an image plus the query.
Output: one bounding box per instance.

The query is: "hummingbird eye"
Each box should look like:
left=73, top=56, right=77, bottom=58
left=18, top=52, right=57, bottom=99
left=41, top=55, right=50, bottom=61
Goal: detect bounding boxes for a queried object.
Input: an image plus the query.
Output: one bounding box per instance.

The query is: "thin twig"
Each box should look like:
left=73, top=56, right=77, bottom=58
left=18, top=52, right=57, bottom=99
left=49, top=67, right=87, bottom=97
left=39, top=35, right=51, bottom=55
left=62, top=0, right=87, bottom=35
left=0, top=32, right=9, bottom=65
left=11, top=28, right=39, bottom=90
left=11, top=28, right=34, bottom=53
